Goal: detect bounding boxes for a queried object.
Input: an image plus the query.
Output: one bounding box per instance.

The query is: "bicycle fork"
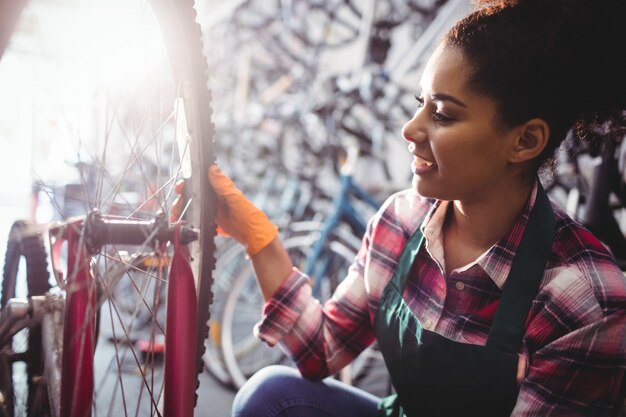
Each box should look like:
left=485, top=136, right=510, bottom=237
left=59, top=224, right=96, bottom=417
left=46, top=211, right=199, bottom=417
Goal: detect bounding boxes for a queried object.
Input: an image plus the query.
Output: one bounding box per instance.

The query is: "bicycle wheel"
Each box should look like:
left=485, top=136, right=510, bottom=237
left=0, top=221, right=51, bottom=417
left=219, top=223, right=362, bottom=389
left=19, top=0, right=216, bottom=415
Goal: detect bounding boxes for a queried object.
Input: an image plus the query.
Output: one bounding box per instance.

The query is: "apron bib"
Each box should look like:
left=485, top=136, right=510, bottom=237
left=374, top=184, right=555, bottom=417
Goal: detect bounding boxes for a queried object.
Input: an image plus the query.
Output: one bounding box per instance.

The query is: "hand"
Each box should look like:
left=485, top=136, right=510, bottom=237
left=170, top=166, right=278, bottom=256
left=209, top=165, right=279, bottom=255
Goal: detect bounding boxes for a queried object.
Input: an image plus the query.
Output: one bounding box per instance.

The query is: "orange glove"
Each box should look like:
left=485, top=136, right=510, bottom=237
left=208, top=165, right=278, bottom=255
left=171, top=166, right=278, bottom=256
left=170, top=167, right=278, bottom=255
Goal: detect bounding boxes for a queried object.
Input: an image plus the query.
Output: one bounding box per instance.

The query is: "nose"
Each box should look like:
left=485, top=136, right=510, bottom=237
left=402, top=111, right=426, bottom=144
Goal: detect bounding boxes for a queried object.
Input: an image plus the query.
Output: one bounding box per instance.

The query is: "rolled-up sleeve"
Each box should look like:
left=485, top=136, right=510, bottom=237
left=254, top=223, right=378, bottom=379
left=254, top=269, right=314, bottom=347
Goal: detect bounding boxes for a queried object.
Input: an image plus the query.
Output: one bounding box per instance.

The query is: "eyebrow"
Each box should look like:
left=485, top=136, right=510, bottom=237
left=431, top=93, right=467, bottom=108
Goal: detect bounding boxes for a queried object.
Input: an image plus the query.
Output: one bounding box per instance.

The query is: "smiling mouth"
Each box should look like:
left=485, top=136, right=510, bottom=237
left=408, top=143, right=436, bottom=168
left=411, top=154, right=437, bottom=175
left=414, top=155, right=436, bottom=167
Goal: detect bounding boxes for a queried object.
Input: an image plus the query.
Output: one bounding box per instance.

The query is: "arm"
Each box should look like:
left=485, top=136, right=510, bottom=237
left=515, top=311, right=626, bottom=416
left=255, top=189, right=429, bottom=379
left=200, top=164, right=375, bottom=373
left=253, top=211, right=383, bottom=379
left=207, top=165, right=293, bottom=299
left=513, top=270, right=626, bottom=416
left=256, top=244, right=377, bottom=379
left=251, top=237, right=294, bottom=300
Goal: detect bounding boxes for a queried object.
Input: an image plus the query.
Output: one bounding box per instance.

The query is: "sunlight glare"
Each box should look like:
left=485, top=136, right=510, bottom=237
left=78, top=2, right=165, bottom=93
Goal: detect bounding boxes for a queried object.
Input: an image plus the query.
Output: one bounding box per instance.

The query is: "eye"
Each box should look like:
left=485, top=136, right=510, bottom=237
left=415, top=94, right=453, bottom=123
left=432, top=111, right=453, bottom=123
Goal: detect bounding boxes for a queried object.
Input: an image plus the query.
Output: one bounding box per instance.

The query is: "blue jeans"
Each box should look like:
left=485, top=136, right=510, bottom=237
left=231, top=365, right=381, bottom=417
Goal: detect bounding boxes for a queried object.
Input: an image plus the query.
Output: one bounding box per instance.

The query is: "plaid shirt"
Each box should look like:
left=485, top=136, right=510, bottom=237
left=256, top=183, right=626, bottom=416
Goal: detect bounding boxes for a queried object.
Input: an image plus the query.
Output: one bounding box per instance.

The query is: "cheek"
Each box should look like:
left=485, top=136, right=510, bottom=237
left=435, top=132, right=500, bottom=167
left=432, top=142, right=470, bottom=172
left=433, top=143, right=498, bottom=184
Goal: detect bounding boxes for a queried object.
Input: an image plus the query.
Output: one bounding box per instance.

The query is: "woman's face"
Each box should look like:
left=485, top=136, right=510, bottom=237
left=402, top=45, right=520, bottom=203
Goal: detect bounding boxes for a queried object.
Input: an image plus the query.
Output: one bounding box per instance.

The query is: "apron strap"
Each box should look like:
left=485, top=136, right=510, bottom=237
left=486, top=183, right=555, bottom=352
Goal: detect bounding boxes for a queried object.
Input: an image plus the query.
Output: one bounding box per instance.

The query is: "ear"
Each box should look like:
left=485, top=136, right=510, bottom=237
left=509, top=118, right=550, bottom=163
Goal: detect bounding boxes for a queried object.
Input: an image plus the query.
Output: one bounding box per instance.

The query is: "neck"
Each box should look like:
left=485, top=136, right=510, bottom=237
left=446, top=179, right=534, bottom=252
left=442, top=179, right=534, bottom=274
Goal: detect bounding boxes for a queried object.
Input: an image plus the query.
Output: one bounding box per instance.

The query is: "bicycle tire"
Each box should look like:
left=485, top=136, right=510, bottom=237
left=201, top=238, right=246, bottom=388
left=0, top=220, right=51, bottom=417
left=148, top=0, right=217, bottom=404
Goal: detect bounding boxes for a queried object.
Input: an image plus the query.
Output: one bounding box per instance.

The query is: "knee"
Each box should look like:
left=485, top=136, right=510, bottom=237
left=231, top=365, right=302, bottom=417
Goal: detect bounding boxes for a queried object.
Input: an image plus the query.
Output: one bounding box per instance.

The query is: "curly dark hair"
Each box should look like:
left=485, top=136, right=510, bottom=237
left=443, top=0, right=626, bottom=165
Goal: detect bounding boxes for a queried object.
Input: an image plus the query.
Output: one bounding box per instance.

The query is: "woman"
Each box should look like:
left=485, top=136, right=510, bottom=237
left=204, top=0, right=626, bottom=415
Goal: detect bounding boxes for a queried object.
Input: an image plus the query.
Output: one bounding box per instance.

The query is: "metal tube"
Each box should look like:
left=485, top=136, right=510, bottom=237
left=41, top=295, right=64, bottom=417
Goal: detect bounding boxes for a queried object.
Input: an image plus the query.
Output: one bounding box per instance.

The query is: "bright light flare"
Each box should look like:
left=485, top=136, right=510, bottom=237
left=77, top=2, right=165, bottom=93
left=24, top=0, right=175, bottom=182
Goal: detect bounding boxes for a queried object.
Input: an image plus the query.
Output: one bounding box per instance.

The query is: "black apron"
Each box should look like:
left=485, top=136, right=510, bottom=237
left=374, top=184, right=555, bottom=417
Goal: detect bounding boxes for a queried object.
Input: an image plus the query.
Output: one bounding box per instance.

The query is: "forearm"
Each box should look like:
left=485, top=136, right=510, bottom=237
left=203, top=164, right=289, bottom=298
left=255, top=250, right=376, bottom=379
left=250, top=236, right=294, bottom=300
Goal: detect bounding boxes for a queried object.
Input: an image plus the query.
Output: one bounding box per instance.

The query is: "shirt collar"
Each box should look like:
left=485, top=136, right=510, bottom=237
left=420, top=199, right=447, bottom=274
left=419, top=180, right=539, bottom=289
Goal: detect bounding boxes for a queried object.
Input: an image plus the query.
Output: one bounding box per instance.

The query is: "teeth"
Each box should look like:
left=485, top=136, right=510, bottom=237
left=415, top=155, right=435, bottom=167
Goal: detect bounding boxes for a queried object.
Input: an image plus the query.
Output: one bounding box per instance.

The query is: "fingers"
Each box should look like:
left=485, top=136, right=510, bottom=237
left=208, top=164, right=241, bottom=197
left=171, top=167, right=241, bottom=241
left=216, top=225, right=231, bottom=238
left=175, top=179, right=185, bottom=195
left=206, top=165, right=279, bottom=254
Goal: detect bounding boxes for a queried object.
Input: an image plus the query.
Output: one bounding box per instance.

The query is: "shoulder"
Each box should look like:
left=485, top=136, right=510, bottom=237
left=537, top=204, right=626, bottom=323
left=525, top=206, right=626, bottom=350
left=360, top=189, right=435, bottom=274
left=370, top=188, right=435, bottom=236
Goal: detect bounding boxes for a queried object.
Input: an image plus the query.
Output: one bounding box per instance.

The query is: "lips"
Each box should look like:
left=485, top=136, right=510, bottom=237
left=414, top=155, right=435, bottom=168
left=408, top=143, right=437, bottom=173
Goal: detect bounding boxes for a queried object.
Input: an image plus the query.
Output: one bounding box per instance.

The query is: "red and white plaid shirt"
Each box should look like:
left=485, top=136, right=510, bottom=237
left=256, top=183, right=626, bottom=416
